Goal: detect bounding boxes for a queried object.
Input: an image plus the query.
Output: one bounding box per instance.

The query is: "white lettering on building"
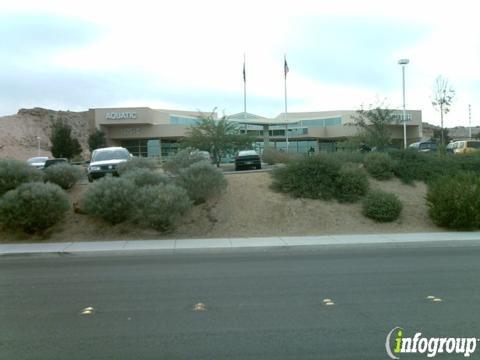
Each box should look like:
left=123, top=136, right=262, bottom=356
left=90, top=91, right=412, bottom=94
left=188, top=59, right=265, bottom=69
left=120, top=128, right=141, bottom=136
left=105, top=112, right=138, bottom=120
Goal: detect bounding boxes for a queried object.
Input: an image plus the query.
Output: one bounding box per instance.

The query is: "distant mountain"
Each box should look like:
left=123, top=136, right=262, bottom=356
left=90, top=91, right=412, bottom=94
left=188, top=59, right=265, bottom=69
left=422, top=122, right=480, bottom=140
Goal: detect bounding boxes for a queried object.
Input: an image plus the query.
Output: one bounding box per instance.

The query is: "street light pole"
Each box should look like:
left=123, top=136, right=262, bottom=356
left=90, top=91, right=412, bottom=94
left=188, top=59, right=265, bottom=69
left=469, top=104, right=472, bottom=139
left=37, top=136, right=41, bottom=156
left=398, top=59, right=409, bottom=149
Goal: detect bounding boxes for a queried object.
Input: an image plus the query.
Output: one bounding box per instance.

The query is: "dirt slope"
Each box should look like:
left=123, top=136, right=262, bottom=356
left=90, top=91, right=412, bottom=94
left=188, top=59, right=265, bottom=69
left=0, top=108, right=90, bottom=160
left=0, top=172, right=441, bottom=243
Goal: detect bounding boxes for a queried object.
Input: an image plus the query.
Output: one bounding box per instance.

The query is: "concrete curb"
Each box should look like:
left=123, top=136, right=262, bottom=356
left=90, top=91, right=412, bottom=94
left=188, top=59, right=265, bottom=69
left=2, top=232, right=480, bottom=255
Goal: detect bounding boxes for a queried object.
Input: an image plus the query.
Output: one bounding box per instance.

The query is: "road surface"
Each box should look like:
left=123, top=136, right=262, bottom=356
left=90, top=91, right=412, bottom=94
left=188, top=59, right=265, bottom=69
left=1, top=243, right=480, bottom=359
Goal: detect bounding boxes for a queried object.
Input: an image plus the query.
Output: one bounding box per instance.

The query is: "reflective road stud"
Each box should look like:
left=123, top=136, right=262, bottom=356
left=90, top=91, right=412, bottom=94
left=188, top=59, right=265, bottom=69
left=80, top=306, right=95, bottom=315
left=193, top=303, right=206, bottom=312
left=323, top=298, right=335, bottom=306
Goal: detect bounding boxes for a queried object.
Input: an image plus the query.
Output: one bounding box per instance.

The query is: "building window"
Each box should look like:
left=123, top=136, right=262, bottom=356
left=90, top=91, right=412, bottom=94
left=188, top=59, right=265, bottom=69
left=121, top=139, right=161, bottom=158
left=169, top=116, right=200, bottom=126
left=302, top=117, right=342, bottom=127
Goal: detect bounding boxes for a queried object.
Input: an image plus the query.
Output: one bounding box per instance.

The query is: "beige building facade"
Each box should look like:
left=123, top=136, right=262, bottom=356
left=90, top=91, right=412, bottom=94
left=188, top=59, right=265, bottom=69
left=88, top=107, right=422, bottom=157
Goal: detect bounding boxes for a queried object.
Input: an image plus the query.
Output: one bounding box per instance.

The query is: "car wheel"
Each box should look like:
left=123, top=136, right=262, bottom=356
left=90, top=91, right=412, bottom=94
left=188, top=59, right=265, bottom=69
left=88, top=176, right=93, bottom=183
left=256, top=164, right=262, bottom=170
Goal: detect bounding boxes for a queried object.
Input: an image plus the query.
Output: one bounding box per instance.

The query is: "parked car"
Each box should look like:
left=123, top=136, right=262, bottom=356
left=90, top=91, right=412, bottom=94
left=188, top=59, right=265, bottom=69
left=43, top=158, right=68, bottom=169
left=446, top=142, right=457, bottom=154
left=235, top=150, right=261, bottom=171
left=27, top=156, right=49, bottom=169
left=408, top=141, right=437, bottom=153
left=190, top=150, right=211, bottom=161
left=87, top=147, right=132, bottom=182
left=452, top=140, right=480, bottom=154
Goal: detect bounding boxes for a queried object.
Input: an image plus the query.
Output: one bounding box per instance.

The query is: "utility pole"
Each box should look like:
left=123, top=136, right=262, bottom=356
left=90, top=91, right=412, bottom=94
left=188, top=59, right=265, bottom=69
left=469, top=104, right=472, bottom=139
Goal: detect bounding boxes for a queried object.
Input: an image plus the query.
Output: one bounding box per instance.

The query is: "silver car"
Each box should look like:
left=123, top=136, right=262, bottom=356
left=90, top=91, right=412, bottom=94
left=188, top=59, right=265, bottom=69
left=27, top=156, right=49, bottom=169
left=87, top=147, right=132, bottom=182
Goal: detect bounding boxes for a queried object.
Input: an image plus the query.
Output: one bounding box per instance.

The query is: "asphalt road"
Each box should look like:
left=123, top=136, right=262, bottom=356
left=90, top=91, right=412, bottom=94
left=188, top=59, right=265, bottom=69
left=2, top=244, right=480, bottom=359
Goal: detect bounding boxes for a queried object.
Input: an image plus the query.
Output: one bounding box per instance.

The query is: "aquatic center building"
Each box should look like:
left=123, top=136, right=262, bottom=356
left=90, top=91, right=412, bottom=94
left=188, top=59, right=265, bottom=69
left=87, top=107, right=423, bottom=158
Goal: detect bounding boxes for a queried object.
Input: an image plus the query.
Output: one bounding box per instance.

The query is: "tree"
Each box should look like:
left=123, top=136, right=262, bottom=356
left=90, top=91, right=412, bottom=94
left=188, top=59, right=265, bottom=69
left=88, top=129, right=107, bottom=152
left=430, top=128, right=451, bottom=144
left=350, top=107, right=395, bottom=150
left=181, top=111, right=253, bottom=167
left=432, top=76, right=455, bottom=145
left=50, top=120, right=82, bottom=159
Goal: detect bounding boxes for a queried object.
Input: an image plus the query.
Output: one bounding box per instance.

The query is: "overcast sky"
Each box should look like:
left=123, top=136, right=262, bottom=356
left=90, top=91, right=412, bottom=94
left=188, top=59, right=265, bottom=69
left=0, top=0, right=479, bottom=127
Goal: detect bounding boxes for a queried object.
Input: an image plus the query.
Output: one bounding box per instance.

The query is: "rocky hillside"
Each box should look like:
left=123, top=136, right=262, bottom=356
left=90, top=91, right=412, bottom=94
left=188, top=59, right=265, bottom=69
left=422, top=122, right=480, bottom=140
left=0, top=108, right=91, bottom=160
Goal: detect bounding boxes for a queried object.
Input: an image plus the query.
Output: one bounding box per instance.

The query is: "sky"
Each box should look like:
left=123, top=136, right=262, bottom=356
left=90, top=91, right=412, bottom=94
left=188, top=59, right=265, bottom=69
left=0, top=0, right=479, bottom=127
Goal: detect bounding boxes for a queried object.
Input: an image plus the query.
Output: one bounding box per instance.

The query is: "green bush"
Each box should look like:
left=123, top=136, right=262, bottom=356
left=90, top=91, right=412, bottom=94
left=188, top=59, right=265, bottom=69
left=0, top=182, right=69, bottom=233
left=44, top=163, right=83, bottom=189
left=117, top=157, right=157, bottom=175
left=389, top=151, right=480, bottom=184
left=455, top=153, right=480, bottom=174
left=163, top=148, right=208, bottom=174
left=363, top=153, right=394, bottom=180
left=121, top=169, right=170, bottom=187
left=262, top=148, right=296, bottom=165
left=334, top=165, right=369, bottom=203
left=326, top=151, right=365, bottom=164
left=271, top=155, right=341, bottom=199
left=82, top=177, right=136, bottom=224
left=362, top=190, right=402, bottom=222
left=426, top=172, right=480, bottom=229
left=0, top=159, right=43, bottom=196
left=176, top=161, right=227, bottom=204
left=133, top=184, right=192, bottom=231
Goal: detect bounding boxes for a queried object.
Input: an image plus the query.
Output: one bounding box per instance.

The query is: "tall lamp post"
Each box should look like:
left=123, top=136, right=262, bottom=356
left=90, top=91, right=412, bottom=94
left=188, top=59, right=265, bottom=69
left=398, top=59, right=409, bottom=149
left=36, top=136, right=41, bottom=156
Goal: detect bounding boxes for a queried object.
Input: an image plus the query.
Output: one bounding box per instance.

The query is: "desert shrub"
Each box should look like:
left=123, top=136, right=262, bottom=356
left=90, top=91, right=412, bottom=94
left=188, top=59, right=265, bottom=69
left=121, top=169, right=170, bottom=187
left=82, top=177, right=136, bottom=224
left=389, top=150, right=480, bottom=184
left=334, top=165, right=369, bottom=203
left=455, top=153, right=480, bottom=174
left=362, top=190, right=402, bottom=222
left=0, top=182, right=69, bottom=233
left=390, top=150, right=449, bottom=184
left=132, top=184, right=192, bottom=231
left=117, top=157, right=157, bottom=175
left=327, top=151, right=365, bottom=164
left=271, top=154, right=341, bottom=199
left=363, top=152, right=394, bottom=180
left=0, top=159, right=43, bottom=196
left=163, top=148, right=208, bottom=174
left=426, top=172, right=480, bottom=229
left=176, top=161, right=227, bottom=204
left=262, top=148, right=296, bottom=165
left=43, top=163, right=83, bottom=189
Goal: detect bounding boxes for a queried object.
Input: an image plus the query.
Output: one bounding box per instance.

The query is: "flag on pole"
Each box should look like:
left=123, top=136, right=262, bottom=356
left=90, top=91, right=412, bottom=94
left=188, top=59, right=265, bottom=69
left=284, top=56, right=289, bottom=78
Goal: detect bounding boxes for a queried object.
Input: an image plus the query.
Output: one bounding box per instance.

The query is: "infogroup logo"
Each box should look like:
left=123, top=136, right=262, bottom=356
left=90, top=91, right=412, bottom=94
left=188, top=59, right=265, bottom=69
left=385, top=327, right=478, bottom=358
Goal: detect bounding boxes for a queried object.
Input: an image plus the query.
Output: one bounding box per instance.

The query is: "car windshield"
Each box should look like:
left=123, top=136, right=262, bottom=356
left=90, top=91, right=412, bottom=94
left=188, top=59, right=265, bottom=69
left=92, top=149, right=130, bottom=162
left=466, top=141, right=480, bottom=149
left=27, top=157, right=48, bottom=163
left=238, top=150, right=258, bottom=156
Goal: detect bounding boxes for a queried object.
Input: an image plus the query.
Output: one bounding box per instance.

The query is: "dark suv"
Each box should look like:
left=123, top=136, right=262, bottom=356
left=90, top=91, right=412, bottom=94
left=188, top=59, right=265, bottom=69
left=235, top=150, right=262, bottom=171
left=408, top=141, right=437, bottom=153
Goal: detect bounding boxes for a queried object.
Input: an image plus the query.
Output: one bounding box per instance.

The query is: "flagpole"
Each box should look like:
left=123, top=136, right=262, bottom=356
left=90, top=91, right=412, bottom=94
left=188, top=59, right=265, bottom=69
left=243, top=53, right=247, bottom=119
left=284, top=54, right=289, bottom=152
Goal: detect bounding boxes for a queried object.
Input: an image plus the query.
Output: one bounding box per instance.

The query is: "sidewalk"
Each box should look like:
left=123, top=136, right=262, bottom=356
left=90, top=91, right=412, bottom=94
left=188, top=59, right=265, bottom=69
left=2, top=232, right=480, bottom=255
